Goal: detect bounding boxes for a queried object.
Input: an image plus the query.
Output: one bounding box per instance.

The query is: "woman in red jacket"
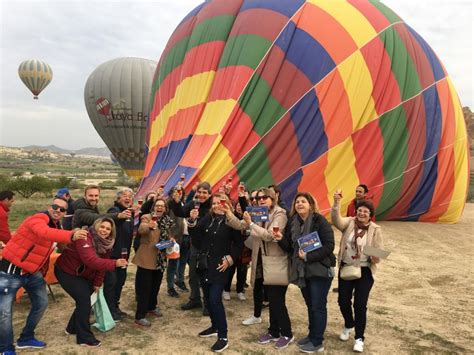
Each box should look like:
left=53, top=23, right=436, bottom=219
left=54, top=217, right=128, bottom=348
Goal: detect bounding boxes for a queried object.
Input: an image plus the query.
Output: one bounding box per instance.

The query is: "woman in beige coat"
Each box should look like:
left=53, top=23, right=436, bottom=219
left=225, top=188, right=294, bottom=349
left=331, top=192, right=383, bottom=353
left=132, top=198, right=174, bottom=327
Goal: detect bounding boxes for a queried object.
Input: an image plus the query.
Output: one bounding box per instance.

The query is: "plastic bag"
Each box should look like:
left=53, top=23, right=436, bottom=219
left=92, top=288, right=116, bottom=332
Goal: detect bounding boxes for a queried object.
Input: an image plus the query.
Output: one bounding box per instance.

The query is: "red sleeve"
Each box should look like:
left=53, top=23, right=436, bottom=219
left=75, top=236, right=116, bottom=273
left=0, top=209, right=12, bottom=243
left=346, top=200, right=356, bottom=217
left=27, top=215, right=73, bottom=244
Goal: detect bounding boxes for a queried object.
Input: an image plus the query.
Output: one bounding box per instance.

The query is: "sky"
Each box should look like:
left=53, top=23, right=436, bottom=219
left=0, top=0, right=472, bottom=150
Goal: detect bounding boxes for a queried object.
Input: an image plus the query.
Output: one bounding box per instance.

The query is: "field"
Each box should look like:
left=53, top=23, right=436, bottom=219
left=8, top=202, right=473, bottom=354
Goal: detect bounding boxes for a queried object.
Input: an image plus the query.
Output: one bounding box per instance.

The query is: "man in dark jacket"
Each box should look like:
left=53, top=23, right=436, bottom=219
left=104, top=188, right=135, bottom=321
left=0, top=197, right=87, bottom=354
left=168, top=182, right=212, bottom=315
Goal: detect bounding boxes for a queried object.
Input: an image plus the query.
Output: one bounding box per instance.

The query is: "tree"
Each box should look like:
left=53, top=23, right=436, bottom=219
left=10, top=176, right=53, bottom=198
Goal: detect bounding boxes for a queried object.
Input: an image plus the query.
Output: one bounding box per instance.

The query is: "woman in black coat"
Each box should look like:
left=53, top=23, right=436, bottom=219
left=275, top=192, right=336, bottom=353
left=188, top=193, right=243, bottom=353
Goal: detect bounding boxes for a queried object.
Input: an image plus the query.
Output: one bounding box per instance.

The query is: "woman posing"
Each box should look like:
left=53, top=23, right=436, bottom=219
left=133, top=198, right=175, bottom=327
left=331, top=192, right=383, bottom=353
left=188, top=193, right=243, bottom=353
left=275, top=192, right=336, bottom=353
left=225, top=188, right=293, bottom=349
left=55, top=217, right=128, bottom=348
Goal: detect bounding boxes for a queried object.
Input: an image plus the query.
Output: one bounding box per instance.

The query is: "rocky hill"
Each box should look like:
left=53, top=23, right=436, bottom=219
left=23, top=145, right=110, bottom=157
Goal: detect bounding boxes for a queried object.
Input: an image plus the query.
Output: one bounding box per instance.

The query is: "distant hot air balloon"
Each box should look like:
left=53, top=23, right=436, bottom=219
left=84, top=57, right=157, bottom=181
left=18, top=59, right=53, bottom=99
left=141, top=0, right=469, bottom=223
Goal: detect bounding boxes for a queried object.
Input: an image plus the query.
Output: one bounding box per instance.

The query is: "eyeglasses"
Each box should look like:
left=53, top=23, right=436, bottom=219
left=155, top=204, right=165, bottom=208
left=257, top=195, right=269, bottom=201
left=51, top=204, right=67, bottom=212
left=250, top=197, right=256, bottom=201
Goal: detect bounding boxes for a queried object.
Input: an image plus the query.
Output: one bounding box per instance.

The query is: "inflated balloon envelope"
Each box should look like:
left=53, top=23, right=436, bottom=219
left=141, top=0, right=469, bottom=223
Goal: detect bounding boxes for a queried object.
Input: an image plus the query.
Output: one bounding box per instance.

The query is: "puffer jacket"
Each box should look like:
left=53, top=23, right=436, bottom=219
left=2, top=212, right=73, bottom=273
left=226, top=205, right=288, bottom=286
left=71, top=198, right=119, bottom=229
left=0, top=203, right=12, bottom=243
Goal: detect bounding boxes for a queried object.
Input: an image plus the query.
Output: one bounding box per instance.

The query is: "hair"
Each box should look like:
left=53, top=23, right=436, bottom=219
left=197, top=182, right=212, bottom=193
left=268, top=184, right=282, bottom=196
left=356, top=200, right=375, bottom=217
left=357, top=184, right=369, bottom=194
left=152, top=197, right=169, bottom=214
left=115, top=187, right=133, bottom=201
left=210, top=193, right=233, bottom=214
left=52, top=196, right=68, bottom=204
left=145, top=191, right=156, bottom=201
left=84, top=184, right=100, bottom=194
left=290, top=192, right=319, bottom=217
left=0, top=191, right=14, bottom=201
left=93, top=217, right=116, bottom=239
left=256, top=188, right=276, bottom=209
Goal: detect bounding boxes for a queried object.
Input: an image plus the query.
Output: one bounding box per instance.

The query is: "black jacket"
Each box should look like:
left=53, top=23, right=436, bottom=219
left=107, top=202, right=134, bottom=259
left=189, top=214, right=243, bottom=284
left=278, top=213, right=336, bottom=279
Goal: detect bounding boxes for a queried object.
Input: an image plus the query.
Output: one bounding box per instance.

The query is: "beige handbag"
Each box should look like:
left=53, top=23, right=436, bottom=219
left=262, top=254, right=289, bottom=286
left=340, top=264, right=361, bottom=281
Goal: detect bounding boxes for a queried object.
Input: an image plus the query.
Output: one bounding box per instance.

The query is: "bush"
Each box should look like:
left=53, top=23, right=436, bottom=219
left=10, top=176, right=53, bottom=198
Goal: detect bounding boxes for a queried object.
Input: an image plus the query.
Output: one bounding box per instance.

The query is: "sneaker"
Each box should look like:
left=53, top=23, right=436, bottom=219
left=181, top=300, right=202, bottom=310
left=116, top=308, right=128, bottom=317
left=211, top=338, right=228, bottom=352
left=339, top=327, right=354, bottom=341
left=168, top=288, right=179, bottom=298
left=299, top=342, right=324, bottom=353
left=147, top=308, right=163, bottom=318
left=258, top=333, right=279, bottom=344
left=222, top=291, right=231, bottom=300
left=242, top=315, right=262, bottom=326
left=175, top=281, right=189, bottom=292
left=16, top=338, right=46, bottom=349
left=275, top=336, right=295, bottom=349
left=198, top=327, right=218, bottom=338
left=79, top=340, right=101, bottom=348
left=297, top=336, right=311, bottom=346
left=134, top=318, right=151, bottom=327
left=353, top=338, right=364, bottom=353
left=237, top=292, right=246, bottom=300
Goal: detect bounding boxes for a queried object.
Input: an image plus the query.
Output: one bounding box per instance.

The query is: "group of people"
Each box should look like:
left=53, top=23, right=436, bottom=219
left=0, top=181, right=384, bottom=354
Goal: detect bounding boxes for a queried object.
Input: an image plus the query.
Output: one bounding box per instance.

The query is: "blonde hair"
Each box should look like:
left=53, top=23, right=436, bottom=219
left=93, top=217, right=116, bottom=239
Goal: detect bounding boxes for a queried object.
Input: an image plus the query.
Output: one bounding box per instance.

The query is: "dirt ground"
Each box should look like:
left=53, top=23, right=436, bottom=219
left=11, top=204, right=474, bottom=354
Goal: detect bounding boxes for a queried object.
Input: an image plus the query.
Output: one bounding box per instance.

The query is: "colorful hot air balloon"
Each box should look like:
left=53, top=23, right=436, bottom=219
left=84, top=57, right=157, bottom=180
left=141, top=0, right=469, bottom=223
left=18, top=59, right=53, bottom=99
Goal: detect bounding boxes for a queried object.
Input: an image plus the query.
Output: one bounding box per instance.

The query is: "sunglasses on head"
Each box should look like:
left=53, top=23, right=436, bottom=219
left=51, top=204, right=67, bottom=212
left=257, top=195, right=269, bottom=201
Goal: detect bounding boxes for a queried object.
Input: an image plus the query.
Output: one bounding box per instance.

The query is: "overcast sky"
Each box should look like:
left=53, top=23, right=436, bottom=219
left=0, top=0, right=472, bottom=150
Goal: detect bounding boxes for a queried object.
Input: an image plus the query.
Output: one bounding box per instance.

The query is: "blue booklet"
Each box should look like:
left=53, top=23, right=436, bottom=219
left=155, top=240, right=175, bottom=250
left=246, top=206, right=269, bottom=222
left=297, top=232, right=322, bottom=253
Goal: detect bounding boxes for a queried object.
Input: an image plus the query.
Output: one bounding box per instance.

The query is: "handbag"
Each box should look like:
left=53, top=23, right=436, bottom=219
left=196, top=252, right=209, bottom=273
left=339, top=264, right=361, bottom=281
left=262, top=242, right=289, bottom=286
left=92, top=288, right=116, bottom=332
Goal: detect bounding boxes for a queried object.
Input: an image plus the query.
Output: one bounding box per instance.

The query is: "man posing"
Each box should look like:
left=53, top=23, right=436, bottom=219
left=0, top=197, right=87, bottom=355
left=0, top=191, right=15, bottom=245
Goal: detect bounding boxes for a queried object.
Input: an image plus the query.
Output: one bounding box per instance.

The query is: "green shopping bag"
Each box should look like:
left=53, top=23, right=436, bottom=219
left=92, top=288, right=116, bottom=332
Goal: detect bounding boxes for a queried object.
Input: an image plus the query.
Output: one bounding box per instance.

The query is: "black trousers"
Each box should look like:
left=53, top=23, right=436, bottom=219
left=135, top=266, right=163, bottom=320
left=188, top=246, right=205, bottom=306
left=253, top=277, right=265, bottom=318
left=54, top=266, right=96, bottom=344
left=103, top=266, right=127, bottom=315
left=338, top=266, right=374, bottom=340
left=224, top=262, right=247, bottom=293
left=267, top=285, right=292, bottom=338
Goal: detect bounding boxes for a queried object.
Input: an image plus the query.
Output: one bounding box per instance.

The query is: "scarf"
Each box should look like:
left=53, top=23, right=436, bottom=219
left=289, top=213, right=314, bottom=289
left=352, top=219, right=370, bottom=260
left=155, top=214, right=175, bottom=271
left=90, top=227, right=114, bottom=255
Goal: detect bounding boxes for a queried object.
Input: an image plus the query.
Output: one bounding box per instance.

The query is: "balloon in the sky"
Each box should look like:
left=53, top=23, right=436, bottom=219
left=84, top=57, right=157, bottom=180
left=141, top=0, right=469, bottom=223
left=18, top=59, right=53, bottom=99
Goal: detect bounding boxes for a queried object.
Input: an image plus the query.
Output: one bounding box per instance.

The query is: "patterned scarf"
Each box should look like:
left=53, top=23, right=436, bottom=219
left=89, top=227, right=114, bottom=255
left=155, top=214, right=175, bottom=271
left=352, top=219, right=370, bottom=260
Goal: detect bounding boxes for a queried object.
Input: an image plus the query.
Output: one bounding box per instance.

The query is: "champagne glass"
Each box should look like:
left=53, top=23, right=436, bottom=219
left=120, top=248, right=128, bottom=268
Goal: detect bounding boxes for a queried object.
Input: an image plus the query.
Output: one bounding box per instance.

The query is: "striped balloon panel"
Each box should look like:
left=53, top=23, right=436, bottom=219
left=141, top=0, right=469, bottom=223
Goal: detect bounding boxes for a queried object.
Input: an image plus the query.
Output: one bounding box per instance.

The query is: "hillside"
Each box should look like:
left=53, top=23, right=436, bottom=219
left=22, top=145, right=111, bottom=157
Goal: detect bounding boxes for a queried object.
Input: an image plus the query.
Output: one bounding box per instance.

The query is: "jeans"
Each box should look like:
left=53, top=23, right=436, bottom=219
left=167, top=259, right=179, bottom=290
left=338, top=267, right=374, bottom=340
left=104, top=266, right=127, bottom=315
left=54, top=266, right=96, bottom=344
left=301, top=277, right=333, bottom=346
left=201, top=281, right=227, bottom=339
left=176, top=235, right=190, bottom=283
left=135, top=267, right=163, bottom=320
left=224, top=262, right=247, bottom=293
left=0, top=271, right=48, bottom=352
left=267, top=285, right=292, bottom=338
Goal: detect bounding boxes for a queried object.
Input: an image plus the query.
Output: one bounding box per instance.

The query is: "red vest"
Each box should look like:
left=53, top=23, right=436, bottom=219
left=2, top=213, right=72, bottom=273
